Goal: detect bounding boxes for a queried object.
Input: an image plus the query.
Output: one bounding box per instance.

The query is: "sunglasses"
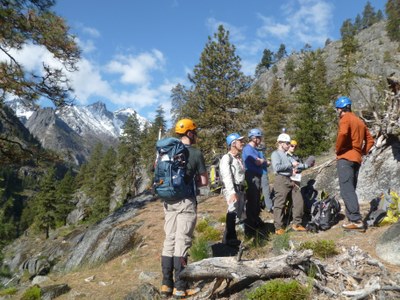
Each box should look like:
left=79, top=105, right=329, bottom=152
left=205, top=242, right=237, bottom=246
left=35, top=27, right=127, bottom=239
left=290, top=144, right=296, bottom=148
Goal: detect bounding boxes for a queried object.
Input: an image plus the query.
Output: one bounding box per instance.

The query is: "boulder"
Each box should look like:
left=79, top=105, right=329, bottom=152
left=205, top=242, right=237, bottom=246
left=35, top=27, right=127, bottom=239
left=309, top=140, right=400, bottom=203
left=376, top=222, right=400, bottom=266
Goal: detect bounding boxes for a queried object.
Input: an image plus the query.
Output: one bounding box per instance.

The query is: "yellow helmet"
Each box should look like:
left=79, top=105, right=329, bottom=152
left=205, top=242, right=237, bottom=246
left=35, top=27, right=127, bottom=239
left=175, top=118, right=197, bottom=134
left=290, top=140, right=298, bottom=146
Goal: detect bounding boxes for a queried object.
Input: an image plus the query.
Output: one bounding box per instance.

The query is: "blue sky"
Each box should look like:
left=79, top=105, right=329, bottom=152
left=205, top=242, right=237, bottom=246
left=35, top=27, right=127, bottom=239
left=49, top=0, right=385, bottom=122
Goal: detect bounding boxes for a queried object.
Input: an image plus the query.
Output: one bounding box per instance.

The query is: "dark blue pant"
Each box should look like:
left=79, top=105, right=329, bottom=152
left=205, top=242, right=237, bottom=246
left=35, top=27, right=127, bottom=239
left=245, top=171, right=263, bottom=229
left=337, top=159, right=361, bottom=222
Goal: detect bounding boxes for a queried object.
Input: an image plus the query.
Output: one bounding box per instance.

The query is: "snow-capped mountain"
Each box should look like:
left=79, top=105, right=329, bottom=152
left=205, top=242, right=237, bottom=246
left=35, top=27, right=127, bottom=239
left=6, top=99, right=149, bottom=165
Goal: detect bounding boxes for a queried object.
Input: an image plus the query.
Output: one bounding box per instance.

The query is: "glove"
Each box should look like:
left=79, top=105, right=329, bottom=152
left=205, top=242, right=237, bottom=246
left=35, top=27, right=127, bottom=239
left=304, top=156, right=316, bottom=168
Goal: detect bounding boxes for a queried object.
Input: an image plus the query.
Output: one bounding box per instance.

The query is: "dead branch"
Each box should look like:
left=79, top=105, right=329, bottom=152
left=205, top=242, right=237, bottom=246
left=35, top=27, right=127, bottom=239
left=314, top=158, right=336, bottom=174
left=180, top=245, right=400, bottom=299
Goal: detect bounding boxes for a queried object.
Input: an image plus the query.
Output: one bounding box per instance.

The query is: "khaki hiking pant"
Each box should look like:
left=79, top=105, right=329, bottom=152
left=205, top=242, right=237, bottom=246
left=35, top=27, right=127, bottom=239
left=162, top=198, right=197, bottom=258
left=273, top=175, right=304, bottom=230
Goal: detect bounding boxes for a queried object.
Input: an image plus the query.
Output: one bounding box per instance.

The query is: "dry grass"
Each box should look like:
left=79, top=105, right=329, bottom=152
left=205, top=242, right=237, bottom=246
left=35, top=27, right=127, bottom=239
left=24, top=195, right=400, bottom=300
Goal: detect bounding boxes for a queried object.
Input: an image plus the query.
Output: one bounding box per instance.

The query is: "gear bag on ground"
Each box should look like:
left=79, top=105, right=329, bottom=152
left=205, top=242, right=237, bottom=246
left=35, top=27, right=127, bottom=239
left=153, top=137, right=193, bottom=201
left=306, top=194, right=341, bottom=232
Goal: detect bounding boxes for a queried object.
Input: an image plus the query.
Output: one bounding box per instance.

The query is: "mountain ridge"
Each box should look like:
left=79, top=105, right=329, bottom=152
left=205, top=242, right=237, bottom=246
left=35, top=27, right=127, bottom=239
left=5, top=99, right=149, bottom=165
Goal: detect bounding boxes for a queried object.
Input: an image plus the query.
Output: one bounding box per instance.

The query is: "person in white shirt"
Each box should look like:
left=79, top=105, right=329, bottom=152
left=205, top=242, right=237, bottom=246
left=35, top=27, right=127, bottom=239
left=219, top=133, right=246, bottom=246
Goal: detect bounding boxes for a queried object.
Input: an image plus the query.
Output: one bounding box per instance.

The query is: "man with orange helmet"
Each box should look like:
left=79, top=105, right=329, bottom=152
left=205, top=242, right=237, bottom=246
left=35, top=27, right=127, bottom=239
left=160, top=118, right=208, bottom=299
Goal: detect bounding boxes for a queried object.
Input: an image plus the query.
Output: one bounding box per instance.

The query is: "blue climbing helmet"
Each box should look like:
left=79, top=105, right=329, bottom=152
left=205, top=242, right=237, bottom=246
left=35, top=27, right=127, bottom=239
left=226, top=133, right=244, bottom=147
left=335, top=96, right=352, bottom=108
left=248, top=128, right=263, bottom=138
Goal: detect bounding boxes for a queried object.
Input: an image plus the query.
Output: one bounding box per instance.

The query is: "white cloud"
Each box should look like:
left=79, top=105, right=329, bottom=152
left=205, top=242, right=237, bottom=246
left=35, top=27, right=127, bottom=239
left=76, top=37, right=96, bottom=53
left=256, top=15, right=291, bottom=38
left=256, top=0, right=333, bottom=48
left=288, top=0, right=334, bottom=45
left=206, top=17, right=246, bottom=43
left=68, top=58, right=112, bottom=104
left=240, top=59, right=258, bottom=76
left=81, top=26, right=100, bottom=38
left=106, top=49, right=165, bottom=85
left=3, top=44, right=64, bottom=74
left=110, top=86, right=158, bottom=108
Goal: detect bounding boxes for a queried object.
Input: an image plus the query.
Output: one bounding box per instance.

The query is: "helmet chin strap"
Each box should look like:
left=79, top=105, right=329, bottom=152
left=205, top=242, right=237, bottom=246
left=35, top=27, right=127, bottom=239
left=186, top=131, right=196, bottom=143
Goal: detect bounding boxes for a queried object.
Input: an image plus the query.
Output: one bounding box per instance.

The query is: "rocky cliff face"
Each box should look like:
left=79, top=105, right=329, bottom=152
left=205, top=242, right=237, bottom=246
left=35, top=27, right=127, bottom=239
left=256, top=20, right=400, bottom=202
left=256, top=21, right=400, bottom=111
left=25, top=108, right=89, bottom=165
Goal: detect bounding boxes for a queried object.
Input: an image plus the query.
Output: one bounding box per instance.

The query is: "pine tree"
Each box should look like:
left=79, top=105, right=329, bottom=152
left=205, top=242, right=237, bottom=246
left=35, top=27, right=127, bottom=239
left=32, top=168, right=58, bottom=238
left=274, top=44, right=287, bottom=61
left=292, top=50, right=335, bottom=158
left=255, top=48, right=274, bottom=78
left=386, top=0, right=400, bottom=42
left=338, top=19, right=359, bottom=95
left=376, top=10, right=384, bottom=22
left=284, top=57, right=297, bottom=87
left=185, top=25, right=253, bottom=159
left=361, top=1, right=378, bottom=28
left=81, top=143, right=104, bottom=196
left=0, top=0, right=79, bottom=105
left=0, top=197, right=17, bottom=248
left=261, top=78, right=289, bottom=151
left=170, top=83, right=190, bottom=126
left=354, top=14, right=363, bottom=31
left=55, top=169, right=76, bottom=226
left=117, top=113, right=143, bottom=198
left=90, top=147, right=117, bottom=222
left=340, top=19, right=358, bottom=55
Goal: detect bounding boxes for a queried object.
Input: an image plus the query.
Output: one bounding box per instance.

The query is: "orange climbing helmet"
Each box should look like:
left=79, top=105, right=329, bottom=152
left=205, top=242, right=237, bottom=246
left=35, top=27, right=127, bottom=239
left=175, top=118, right=197, bottom=134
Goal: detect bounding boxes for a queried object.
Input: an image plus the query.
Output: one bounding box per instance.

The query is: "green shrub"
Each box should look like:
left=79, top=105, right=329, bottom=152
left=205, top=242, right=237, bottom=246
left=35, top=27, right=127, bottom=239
left=383, top=51, right=393, bottom=63
left=195, top=219, right=221, bottom=241
left=21, top=285, right=41, bottom=300
left=298, top=240, right=338, bottom=258
left=217, top=215, right=226, bottom=223
left=189, top=237, right=209, bottom=262
left=247, top=279, right=311, bottom=300
left=0, top=287, right=18, bottom=296
left=196, top=219, right=210, bottom=233
left=272, top=232, right=290, bottom=255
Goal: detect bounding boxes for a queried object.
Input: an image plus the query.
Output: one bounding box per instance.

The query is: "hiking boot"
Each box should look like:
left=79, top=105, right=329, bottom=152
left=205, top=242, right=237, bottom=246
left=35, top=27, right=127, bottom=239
left=275, top=228, right=286, bottom=235
left=173, top=287, right=200, bottom=299
left=160, top=285, right=173, bottom=297
left=292, top=224, right=307, bottom=232
left=342, top=221, right=365, bottom=231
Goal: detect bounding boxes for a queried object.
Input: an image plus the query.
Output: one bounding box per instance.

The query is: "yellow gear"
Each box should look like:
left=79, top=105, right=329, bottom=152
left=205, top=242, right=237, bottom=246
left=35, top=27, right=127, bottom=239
left=175, top=118, right=197, bottom=134
left=290, top=140, right=298, bottom=146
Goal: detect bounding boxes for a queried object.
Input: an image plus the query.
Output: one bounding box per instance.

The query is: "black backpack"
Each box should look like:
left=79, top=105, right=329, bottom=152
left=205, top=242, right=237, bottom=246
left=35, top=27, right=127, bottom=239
left=153, top=137, right=193, bottom=201
left=306, top=196, right=341, bottom=232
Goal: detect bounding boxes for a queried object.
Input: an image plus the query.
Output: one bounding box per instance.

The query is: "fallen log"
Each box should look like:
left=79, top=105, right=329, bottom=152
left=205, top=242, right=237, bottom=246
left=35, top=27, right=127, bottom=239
left=180, top=250, right=313, bottom=281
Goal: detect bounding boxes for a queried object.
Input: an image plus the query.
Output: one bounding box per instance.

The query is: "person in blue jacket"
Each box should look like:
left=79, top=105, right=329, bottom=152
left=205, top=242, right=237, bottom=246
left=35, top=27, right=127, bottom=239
left=242, top=128, right=267, bottom=233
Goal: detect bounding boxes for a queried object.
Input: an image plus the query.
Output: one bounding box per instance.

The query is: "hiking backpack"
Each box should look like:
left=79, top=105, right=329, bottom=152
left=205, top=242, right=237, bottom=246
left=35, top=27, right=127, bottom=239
left=306, top=196, right=341, bottom=232
left=153, top=137, right=193, bottom=201
left=366, top=190, right=400, bottom=226
left=209, top=154, right=223, bottom=193
left=208, top=154, right=234, bottom=194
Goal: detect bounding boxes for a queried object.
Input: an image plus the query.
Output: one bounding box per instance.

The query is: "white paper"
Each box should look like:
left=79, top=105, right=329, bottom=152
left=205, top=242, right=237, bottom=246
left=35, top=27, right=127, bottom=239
left=290, top=173, right=302, bottom=182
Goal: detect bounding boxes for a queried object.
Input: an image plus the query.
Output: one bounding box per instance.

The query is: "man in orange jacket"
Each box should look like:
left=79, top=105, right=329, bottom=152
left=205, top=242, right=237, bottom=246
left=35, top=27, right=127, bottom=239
left=335, top=96, right=375, bottom=230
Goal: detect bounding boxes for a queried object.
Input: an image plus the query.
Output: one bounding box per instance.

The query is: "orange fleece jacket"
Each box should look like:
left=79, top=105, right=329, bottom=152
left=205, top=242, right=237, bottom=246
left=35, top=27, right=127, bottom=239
left=336, top=112, right=375, bottom=164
